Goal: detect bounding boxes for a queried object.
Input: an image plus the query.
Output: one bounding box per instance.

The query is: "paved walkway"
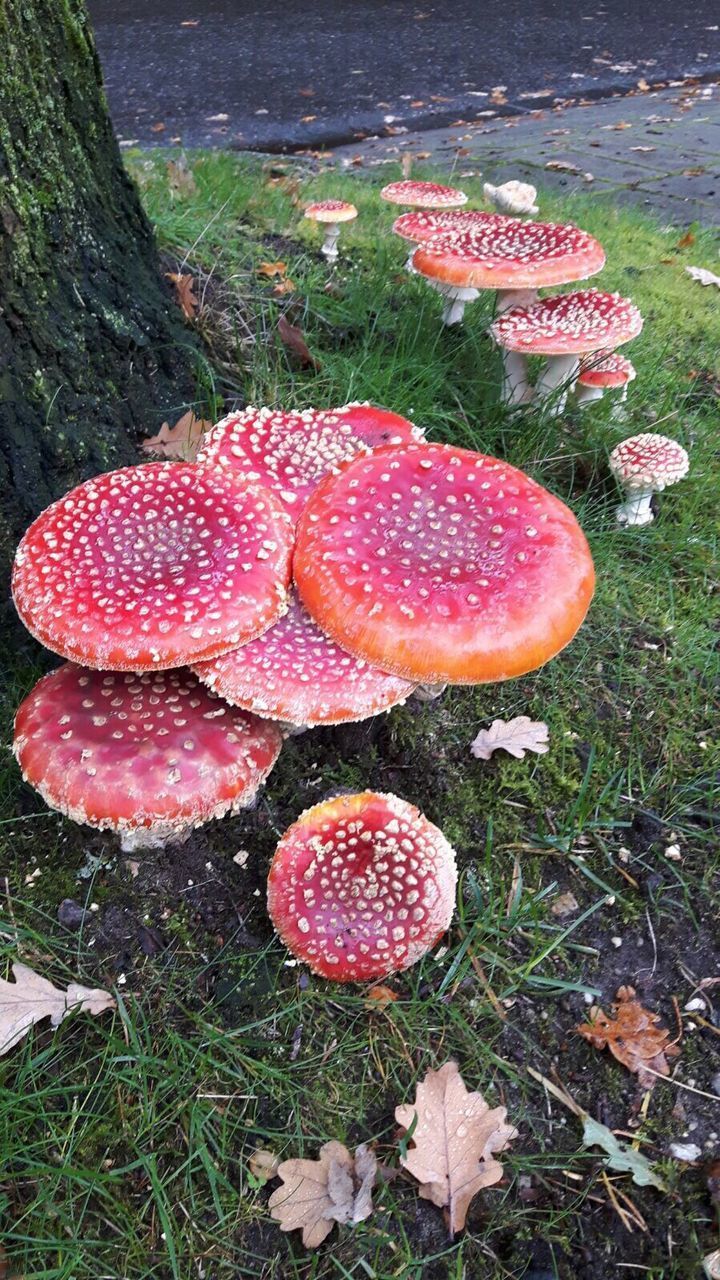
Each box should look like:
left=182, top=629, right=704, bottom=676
left=327, top=81, right=720, bottom=225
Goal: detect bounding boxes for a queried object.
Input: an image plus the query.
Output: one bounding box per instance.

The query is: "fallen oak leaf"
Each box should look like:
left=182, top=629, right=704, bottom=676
left=395, top=1060, right=517, bottom=1237
left=268, top=1141, right=376, bottom=1247
left=686, top=265, right=720, bottom=288
left=577, top=985, right=680, bottom=1089
left=470, top=716, right=549, bottom=761
left=272, top=278, right=296, bottom=296
left=675, top=230, right=696, bottom=249
left=141, top=410, right=211, bottom=461
left=165, top=271, right=199, bottom=319
left=277, top=314, right=321, bottom=369
left=257, top=261, right=288, bottom=278
left=0, top=961, right=115, bottom=1056
left=545, top=159, right=582, bottom=173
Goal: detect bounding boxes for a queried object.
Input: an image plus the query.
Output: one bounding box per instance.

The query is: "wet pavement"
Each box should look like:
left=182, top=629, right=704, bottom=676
left=89, top=0, right=720, bottom=152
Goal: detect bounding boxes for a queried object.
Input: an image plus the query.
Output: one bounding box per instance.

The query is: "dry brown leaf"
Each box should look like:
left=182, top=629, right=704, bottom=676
left=165, top=271, right=199, bottom=319
left=272, top=279, right=296, bottom=296
left=365, top=984, right=398, bottom=1009
left=577, top=986, right=680, bottom=1088
left=630, top=145, right=657, bottom=152
left=395, top=1061, right=517, bottom=1236
left=166, top=158, right=197, bottom=198
left=490, top=86, right=508, bottom=105
left=257, top=261, right=287, bottom=278
left=150, top=121, right=166, bottom=133
left=683, top=166, right=706, bottom=177
left=268, top=1141, right=376, bottom=1247
left=0, top=961, right=115, bottom=1056
left=637, top=78, right=651, bottom=91
left=248, top=1148, right=280, bottom=1182
left=277, top=315, right=320, bottom=368
left=675, top=231, right=696, bottom=249
left=470, top=716, right=549, bottom=761
left=551, top=891, right=580, bottom=918
left=545, top=160, right=581, bottom=173
left=141, top=410, right=211, bottom=461
left=301, top=114, right=318, bottom=123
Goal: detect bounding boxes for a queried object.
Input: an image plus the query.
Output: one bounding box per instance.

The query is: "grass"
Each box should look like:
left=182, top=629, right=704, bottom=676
left=0, top=149, right=718, bottom=1279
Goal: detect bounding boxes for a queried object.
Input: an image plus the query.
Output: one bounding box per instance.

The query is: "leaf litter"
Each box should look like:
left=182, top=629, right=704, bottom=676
left=470, top=716, right=549, bottom=761
left=0, top=961, right=115, bottom=1056
left=268, top=1141, right=377, bottom=1246
left=577, top=985, right=680, bottom=1088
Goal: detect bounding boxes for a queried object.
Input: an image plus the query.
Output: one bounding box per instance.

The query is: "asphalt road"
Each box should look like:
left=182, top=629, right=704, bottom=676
left=89, top=0, right=720, bottom=151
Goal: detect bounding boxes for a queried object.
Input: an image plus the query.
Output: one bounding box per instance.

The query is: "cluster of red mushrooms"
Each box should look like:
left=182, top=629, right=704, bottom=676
left=11, top=399, right=602, bottom=980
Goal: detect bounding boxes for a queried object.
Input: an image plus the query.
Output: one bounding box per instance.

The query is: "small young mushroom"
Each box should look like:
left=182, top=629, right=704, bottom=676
left=294, top=442, right=595, bottom=685
left=13, top=664, right=283, bottom=851
left=192, top=590, right=416, bottom=729
left=483, top=181, right=539, bottom=217
left=608, top=433, right=689, bottom=527
left=490, top=289, right=642, bottom=416
left=413, top=220, right=605, bottom=397
left=196, top=404, right=422, bottom=522
left=380, top=180, right=467, bottom=209
left=12, top=463, right=293, bottom=671
left=267, top=791, right=457, bottom=981
left=304, top=200, right=358, bottom=262
left=575, top=351, right=636, bottom=411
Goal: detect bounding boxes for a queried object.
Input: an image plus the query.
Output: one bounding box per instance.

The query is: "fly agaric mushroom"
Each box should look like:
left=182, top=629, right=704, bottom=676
left=413, top=220, right=605, bottom=395
left=12, top=463, right=293, bottom=671
left=608, top=433, right=689, bottom=527
left=13, top=664, right=283, bottom=851
left=294, top=442, right=595, bottom=685
left=192, top=590, right=415, bottom=729
left=304, top=200, right=358, bottom=263
left=267, top=791, right=457, bottom=981
left=195, top=404, right=422, bottom=522
left=392, top=209, right=509, bottom=273
left=490, top=289, right=642, bottom=416
left=575, top=351, right=636, bottom=410
left=483, top=181, right=539, bottom=217
left=380, top=180, right=467, bottom=209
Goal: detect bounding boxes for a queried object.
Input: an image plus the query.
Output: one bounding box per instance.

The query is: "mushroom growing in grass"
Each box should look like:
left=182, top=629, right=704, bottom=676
left=13, top=665, right=283, bottom=851
left=380, top=180, right=467, bottom=210
left=196, top=404, right=422, bottom=523
left=267, top=791, right=457, bottom=981
left=609, top=433, right=689, bottom=527
left=392, top=208, right=510, bottom=280
left=413, top=220, right=605, bottom=396
left=193, top=590, right=416, bottom=730
left=483, top=181, right=539, bottom=217
left=575, top=351, right=636, bottom=412
left=304, top=200, right=357, bottom=262
left=294, top=443, right=595, bottom=686
left=490, top=289, right=642, bottom=416
left=12, top=463, right=293, bottom=671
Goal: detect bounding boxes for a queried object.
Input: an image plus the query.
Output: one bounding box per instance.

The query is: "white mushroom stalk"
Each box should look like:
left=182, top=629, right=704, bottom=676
left=495, top=288, right=538, bottom=406
left=437, top=283, right=480, bottom=327
left=535, top=354, right=581, bottom=416
left=575, top=382, right=605, bottom=407
left=320, top=222, right=341, bottom=263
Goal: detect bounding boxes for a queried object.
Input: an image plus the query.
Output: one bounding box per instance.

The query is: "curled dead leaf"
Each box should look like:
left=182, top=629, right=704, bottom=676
left=248, top=1148, right=280, bottom=1182
left=277, top=314, right=320, bottom=369
left=268, top=1141, right=377, bottom=1247
left=257, top=261, right=287, bottom=278
left=165, top=271, right=199, bottom=319
left=365, top=984, right=398, bottom=1010
left=0, top=961, right=115, bottom=1056
left=577, top=985, right=680, bottom=1088
left=141, top=410, right=212, bottom=461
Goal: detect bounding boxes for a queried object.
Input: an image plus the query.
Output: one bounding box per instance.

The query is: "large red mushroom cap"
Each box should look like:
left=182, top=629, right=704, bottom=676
left=412, top=220, right=605, bottom=290
left=490, top=289, right=643, bottom=356
left=13, top=664, right=283, bottom=850
left=267, top=791, right=457, bottom=981
left=193, top=590, right=415, bottom=727
left=304, top=200, right=357, bottom=223
left=12, top=463, right=293, bottom=672
left=195, top=405, right=422, bottom=520
left=578, top=351, right=636, bottom=388
left=380, top=180, right=468, bottom=209
left=294, top=443, right=595, bottom=685
left=392, top=209, right=510, bottom=244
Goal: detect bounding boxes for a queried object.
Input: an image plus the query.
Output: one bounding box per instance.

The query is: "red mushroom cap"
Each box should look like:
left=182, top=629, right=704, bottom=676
left=13, top=664, right=283, bottom=848
left=609, top=433, right=689, bottom=491
left=305, top=200, right=357, bottom=223
left=412, top=220, right=605, bottom=290
left=12, top=463, right=293, bottom=672
left=294, top=443, right=595, bottom=685
left=490, top=289, right=643, bottom=355
left=392, top=209, right=510, bottom=244
left=195, top=405, right=422, bottom=520
left=578, top=351, right=636, bottom=388
left=267, top=791, right=457, bottom=981
left=380, top=180, right=468, bottom=209
left=193, top=590, right=415, bottom=727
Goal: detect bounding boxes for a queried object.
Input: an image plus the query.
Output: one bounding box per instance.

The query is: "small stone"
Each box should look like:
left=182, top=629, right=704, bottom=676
left=57, top=899, right=90, bottom=930
left=684, top=997, right=706, bottom=1012
left=669, top=1142, right=702, bottom=1162
left=611, top=936, right=623, bottom=948
left=551, top=891, right=579, bottom=918
left=233, top=850, right=250, bottom=868
left=664, top=844, right=682, bottom=860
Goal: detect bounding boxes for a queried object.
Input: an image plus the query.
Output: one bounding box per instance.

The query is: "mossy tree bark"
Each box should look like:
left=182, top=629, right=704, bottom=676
left=0, top=0, right=198, bottom=564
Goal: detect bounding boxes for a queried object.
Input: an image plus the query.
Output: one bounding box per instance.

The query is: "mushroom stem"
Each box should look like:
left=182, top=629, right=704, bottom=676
left=119, top=823, right=193, bottom=854
left=535, top=354, right=580, bottom=415
left=413, top=682, right=447, bottom=702
left=495, top=289, right=538, bottom=406
left=616, top=487, right=655, bottom=527
left=436, top=283, right=480, bottom=326
left=575, top=384, right=605, bottom=408
left=321, top=223, right=341, bottom=262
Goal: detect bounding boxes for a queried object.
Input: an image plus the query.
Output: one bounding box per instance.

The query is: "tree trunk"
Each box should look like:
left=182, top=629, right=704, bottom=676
left=0, top=0, right=198, bottom=567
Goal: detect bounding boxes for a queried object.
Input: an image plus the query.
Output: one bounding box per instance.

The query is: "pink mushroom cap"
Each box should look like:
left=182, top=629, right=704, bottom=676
left=578, top=351, right=637, bottom=388
left=608, top=433, right=689, bottom=492
left=192, top=590, right=415, bottom=727
left=380, top=180, right=468, bottom=209
left=13, top=664, right=283, bottom=849
left=267, top=791, right=457, bottom=981
left=305, top=200, right=357, bottom=223
left=195, top=404, right=422, bottom=521
left=294, top=443, right=595, bottom=685
left=490, top=289, right=643, bottom=356
left=11, top=463, right=293, bottom=672
left=392, top=209, right=511, bottom=244
left=412, top=219, right=605, bottom=290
